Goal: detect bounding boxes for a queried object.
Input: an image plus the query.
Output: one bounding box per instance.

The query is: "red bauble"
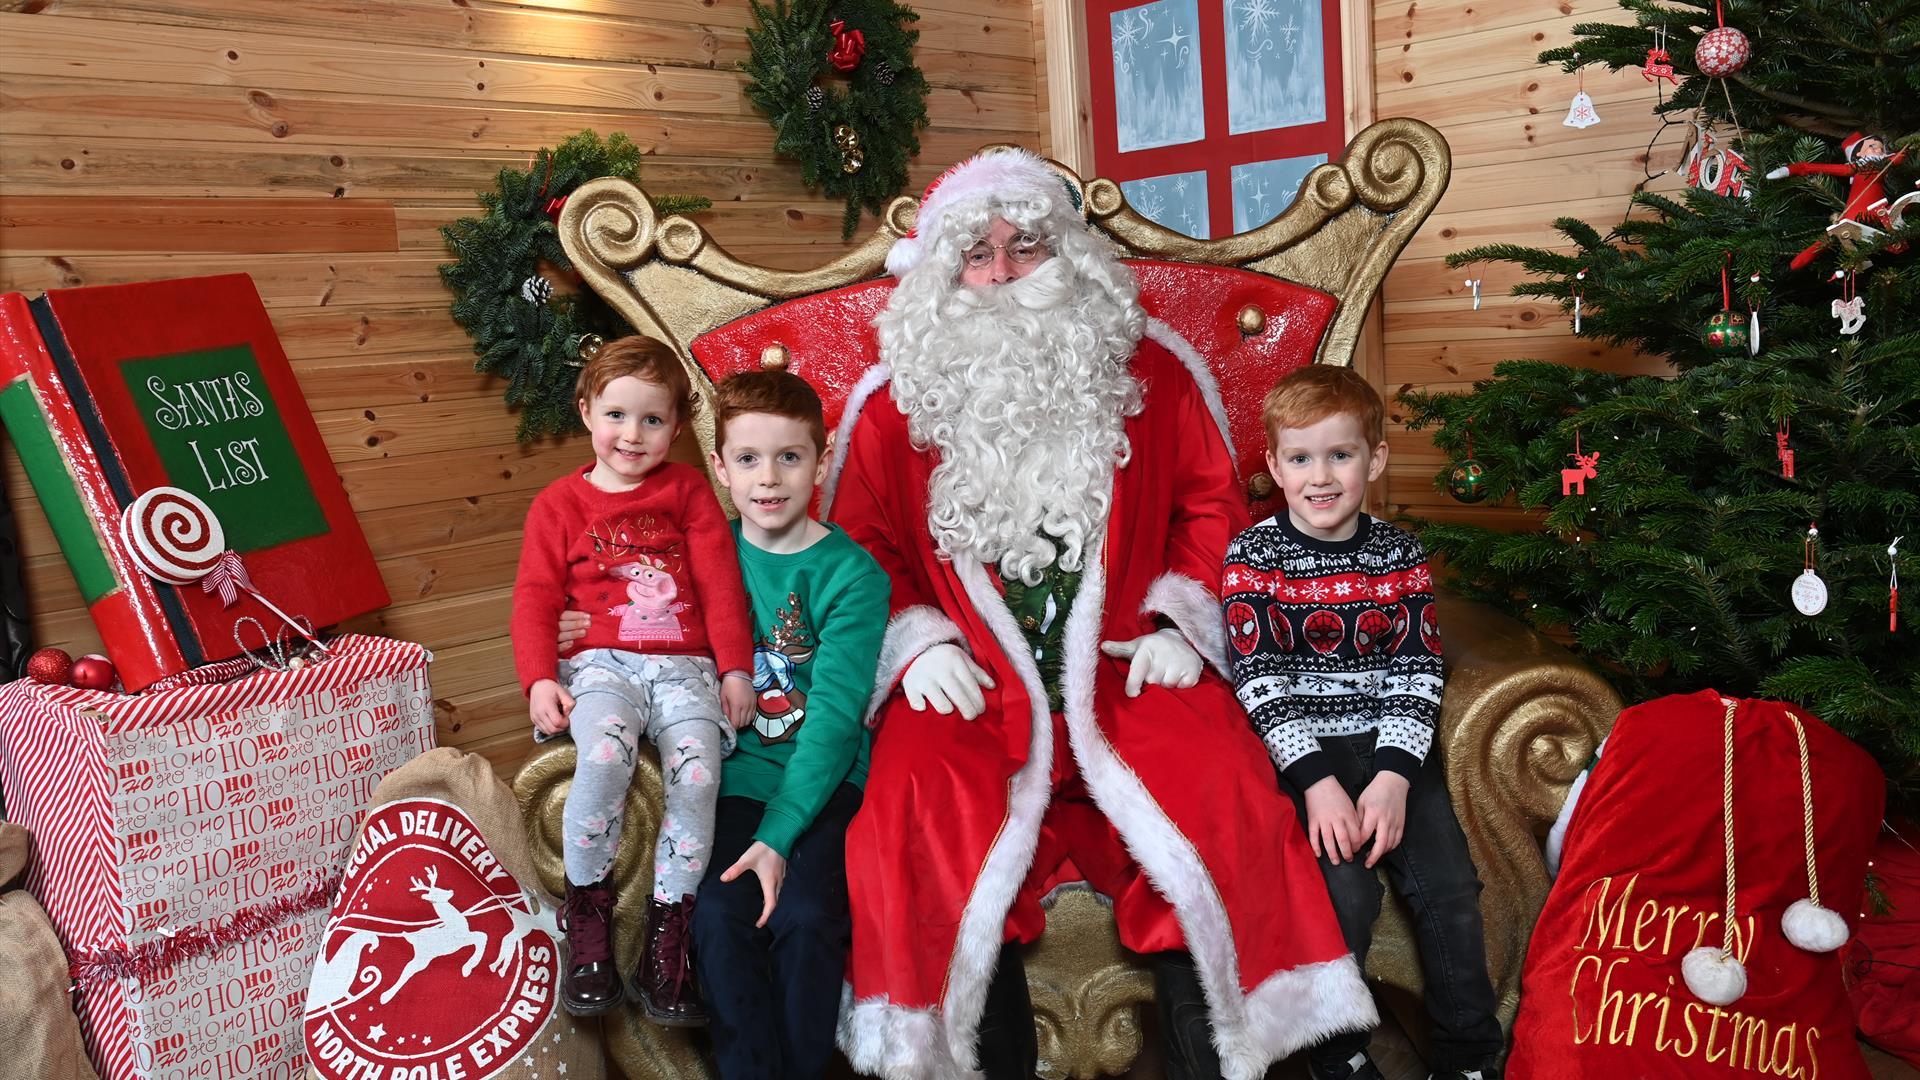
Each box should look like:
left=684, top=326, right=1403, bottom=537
left=70, top=654, right=117, bottom=691
left=1696, top=26, right=1750, bottom=77
left=26, top=646, right=73, bottom=685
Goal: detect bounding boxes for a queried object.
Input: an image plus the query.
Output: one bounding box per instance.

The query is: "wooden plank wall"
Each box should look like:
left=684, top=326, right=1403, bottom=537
left=1372, top=0, right=1677, bottom=526
left=0, top=0, right=1037, bottom=775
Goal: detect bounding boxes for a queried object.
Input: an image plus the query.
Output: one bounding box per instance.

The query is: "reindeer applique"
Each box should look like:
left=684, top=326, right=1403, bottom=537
left=752, top=593, right=816, bottom=743
left=376, top=866, right=490, bottom=1005
left=1561, top=450, right=1601, bottom=496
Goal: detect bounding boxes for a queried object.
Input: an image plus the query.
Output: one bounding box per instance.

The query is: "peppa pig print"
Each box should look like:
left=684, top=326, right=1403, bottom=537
left=606, top=555, right=689, bottom=644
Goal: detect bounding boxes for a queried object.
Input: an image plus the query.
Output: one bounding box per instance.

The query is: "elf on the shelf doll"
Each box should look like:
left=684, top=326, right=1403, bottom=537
left=1766, top=131, right=1909, bottom=269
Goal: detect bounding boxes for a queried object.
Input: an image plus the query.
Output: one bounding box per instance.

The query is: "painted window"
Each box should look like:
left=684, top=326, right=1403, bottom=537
left=1087, top=0, right=1346, bottom=239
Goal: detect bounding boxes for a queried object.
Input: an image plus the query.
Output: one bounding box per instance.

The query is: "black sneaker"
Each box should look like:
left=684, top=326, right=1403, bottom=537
left=1430, top=1069, right=1499, bottom=1080
left=1311, top=1050, right=1385, bottom=1080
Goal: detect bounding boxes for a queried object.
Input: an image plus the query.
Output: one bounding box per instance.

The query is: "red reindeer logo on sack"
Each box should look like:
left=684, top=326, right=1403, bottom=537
left=304, top=798, right=561, bottom=1080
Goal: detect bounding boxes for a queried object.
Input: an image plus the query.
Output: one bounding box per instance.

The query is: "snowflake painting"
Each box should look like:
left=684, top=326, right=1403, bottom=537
left=1223, top=0, right=1325, bottom=135
left=1121, top=171, right=1211, bottom=239
left=1111, top=0, right=1206, bottom=152
left=1230, top=154, right=1327, bottom=232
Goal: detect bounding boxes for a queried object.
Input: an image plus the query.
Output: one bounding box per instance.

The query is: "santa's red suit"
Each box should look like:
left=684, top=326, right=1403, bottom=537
left=823, top=323, right=1371, bottom=1080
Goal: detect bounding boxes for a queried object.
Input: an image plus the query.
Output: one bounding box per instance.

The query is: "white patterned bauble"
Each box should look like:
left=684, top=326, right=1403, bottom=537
left=1696, top=26, right=1750, bottom=77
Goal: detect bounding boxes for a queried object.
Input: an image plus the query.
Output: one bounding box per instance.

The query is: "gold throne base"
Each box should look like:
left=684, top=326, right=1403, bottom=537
left=511, top=594, right=1619, bottom=1079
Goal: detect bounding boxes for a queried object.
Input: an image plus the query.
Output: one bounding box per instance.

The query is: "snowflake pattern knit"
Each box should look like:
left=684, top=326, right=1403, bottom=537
left=1223, top=512, right=1444, bottom=790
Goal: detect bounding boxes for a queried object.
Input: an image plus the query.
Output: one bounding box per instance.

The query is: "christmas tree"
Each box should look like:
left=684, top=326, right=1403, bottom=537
left=1401, top=0, right=1920, bottom=804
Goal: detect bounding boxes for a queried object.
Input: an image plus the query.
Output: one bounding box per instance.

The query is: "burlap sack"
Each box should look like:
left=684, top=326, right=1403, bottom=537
left=0, top=822, right=101, bottom=1080
left=303, top=747, right=605, bottom=1080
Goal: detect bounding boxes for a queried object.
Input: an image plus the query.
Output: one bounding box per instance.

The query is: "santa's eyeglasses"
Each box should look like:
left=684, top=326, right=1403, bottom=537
left=962, top=234, right=1049, bottom=268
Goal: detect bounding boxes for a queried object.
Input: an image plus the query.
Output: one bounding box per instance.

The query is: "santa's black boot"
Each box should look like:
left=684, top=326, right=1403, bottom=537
left=975, top=942, right=1038, bottom=1079
left=1154, top=951, right=1225, bottom=1080
left=635, top=895, right=708, bottom=1027
left=557, top=880, right=624, bottom=1016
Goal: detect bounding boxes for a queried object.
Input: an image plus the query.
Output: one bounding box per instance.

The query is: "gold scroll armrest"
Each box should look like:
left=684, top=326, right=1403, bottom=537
left=514, top=740, right=713, bottom=1080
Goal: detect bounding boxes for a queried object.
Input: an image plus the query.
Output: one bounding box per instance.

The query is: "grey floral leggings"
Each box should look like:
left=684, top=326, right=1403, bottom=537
left=556, top=650, right=733, bottom=901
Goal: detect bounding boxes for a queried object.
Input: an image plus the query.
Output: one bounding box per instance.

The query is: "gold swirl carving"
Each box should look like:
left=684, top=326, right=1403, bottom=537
left=1028, top=888, right=1155, bottom=1080
left=513, top=741, right=712, bottom=1080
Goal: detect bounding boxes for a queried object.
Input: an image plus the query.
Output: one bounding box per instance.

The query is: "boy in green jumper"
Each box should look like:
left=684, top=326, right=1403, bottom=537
left=695, top=369, right=887, bottom=1079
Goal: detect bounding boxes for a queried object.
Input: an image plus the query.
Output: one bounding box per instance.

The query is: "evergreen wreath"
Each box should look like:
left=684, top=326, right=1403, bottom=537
left=439, top=131, right=710, bottom=440
left=743, top=0, right=930, bottom=239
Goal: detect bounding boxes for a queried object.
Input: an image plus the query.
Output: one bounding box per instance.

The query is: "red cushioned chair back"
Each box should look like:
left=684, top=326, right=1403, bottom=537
left=689, top=262, right=1336, bottom=519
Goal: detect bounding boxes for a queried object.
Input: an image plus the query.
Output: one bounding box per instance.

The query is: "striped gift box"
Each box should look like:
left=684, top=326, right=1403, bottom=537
left=0, top=634, right=435, bottom=1080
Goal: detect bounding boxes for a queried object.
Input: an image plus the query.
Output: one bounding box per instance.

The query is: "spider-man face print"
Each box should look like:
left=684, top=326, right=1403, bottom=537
left=1303, top=610, right=1344, bottom=655
left=1226, top=601, right=1259, bottom=656
left=1354, top=609, right=1392, bottom=656
left=1267, top=604, right=1294, bottom=651
left=1385, top=602, right=1411, bottom=651
left=1421, top=604, right=1443, bottom=655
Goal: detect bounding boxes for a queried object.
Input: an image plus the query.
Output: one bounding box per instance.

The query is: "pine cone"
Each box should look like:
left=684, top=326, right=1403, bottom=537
left=873, top=59, right=895, bottom=85
left=520, top=276, right=554, bottom=305
left=806, top=86, right=826, bottom=112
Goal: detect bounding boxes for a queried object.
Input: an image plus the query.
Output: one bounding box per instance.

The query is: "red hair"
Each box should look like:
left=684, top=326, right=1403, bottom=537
left=1261, top=364, right=1385, bottom=447
left=574, top=336, right=693, bottom=418
left=712, top=370, right=828, bottom=452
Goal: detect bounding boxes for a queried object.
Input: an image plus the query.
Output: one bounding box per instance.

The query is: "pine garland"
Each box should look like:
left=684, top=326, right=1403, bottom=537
left=439, top=131, right=711, bottom=440
left=743, top=0, right=930, bottom=239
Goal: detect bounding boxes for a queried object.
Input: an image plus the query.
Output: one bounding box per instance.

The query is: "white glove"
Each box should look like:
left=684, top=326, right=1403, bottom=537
left=901, top=643, right=995, bottom=720
left=1766, top=166, right=1791, bottom=180
left=1099, top=628, right=1203, bottom=697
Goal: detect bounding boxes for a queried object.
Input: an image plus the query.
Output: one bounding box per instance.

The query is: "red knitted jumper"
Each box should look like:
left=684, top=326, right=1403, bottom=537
left=511, top=462, right=753, bottom=692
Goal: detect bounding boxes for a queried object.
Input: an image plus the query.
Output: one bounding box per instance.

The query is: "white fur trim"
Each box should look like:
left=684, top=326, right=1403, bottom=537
left=820, top=361, right=893, bottom=517
left=889, top=148, right=1073, bottom=279
left=1063, top=541, right=1376, bottom=1079
left=837, top=991, right=960, bottom=1080
left=1682, top=946, right=1748, bottom=1005
left=1782, top=899, right=1850, bottom=953
left=870, top=605, right=966, bottom=725
left=1544, top=735, right=1605, bottom=878
left=839, top=552, right=1063, bottom=1078
left=1142, top=572, right=1230, bottom=680
left=1142, top=318, right=1234, bottom=467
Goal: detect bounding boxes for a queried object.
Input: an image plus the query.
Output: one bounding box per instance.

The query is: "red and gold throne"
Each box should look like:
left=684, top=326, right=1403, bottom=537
left=513, top=120, right=1622, bottom=1078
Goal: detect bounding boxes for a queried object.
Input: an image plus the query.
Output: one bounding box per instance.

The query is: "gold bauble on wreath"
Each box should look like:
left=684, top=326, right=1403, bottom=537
left=833, top=124, right=866, bottom=174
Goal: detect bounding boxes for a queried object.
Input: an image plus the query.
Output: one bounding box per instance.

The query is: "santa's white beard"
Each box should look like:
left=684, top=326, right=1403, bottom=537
left=880, top=257, right=1145, bottom=585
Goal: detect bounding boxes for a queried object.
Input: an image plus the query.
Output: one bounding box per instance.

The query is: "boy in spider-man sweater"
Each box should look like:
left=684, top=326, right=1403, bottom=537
left=1222, top=365, right=1503, bottom=1080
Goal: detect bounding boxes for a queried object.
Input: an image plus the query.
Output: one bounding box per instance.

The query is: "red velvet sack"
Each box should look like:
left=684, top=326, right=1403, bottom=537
left=1509, top=691, right=1883, bottom=1080
left=1848, top=822, right=1920, bottom=1069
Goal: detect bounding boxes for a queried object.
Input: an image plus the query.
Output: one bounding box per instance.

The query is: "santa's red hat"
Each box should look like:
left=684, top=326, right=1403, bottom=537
left=886, top=147, right=1084, bottom=278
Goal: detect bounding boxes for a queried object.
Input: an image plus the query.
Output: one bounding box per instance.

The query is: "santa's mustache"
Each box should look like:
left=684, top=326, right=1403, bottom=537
left=939, top=256, right=1076, bottom=317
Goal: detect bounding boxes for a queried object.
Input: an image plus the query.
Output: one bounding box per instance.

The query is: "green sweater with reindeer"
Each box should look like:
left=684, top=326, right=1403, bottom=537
left=721, top=521, right=886, bottom=856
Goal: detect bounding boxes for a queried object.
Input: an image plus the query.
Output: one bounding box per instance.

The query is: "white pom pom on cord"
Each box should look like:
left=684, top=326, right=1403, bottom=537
left=1782, top=898, right=1850, bottom=952
left=1682, top=946, right=1748, bottom=1006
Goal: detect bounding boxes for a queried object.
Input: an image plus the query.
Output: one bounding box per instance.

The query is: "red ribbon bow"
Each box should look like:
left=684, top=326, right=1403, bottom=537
left=828, top=19, right=866, bottom=73
left=200, top=550, right=253, bottom=608
left=543, top=195, right=568, bottom=223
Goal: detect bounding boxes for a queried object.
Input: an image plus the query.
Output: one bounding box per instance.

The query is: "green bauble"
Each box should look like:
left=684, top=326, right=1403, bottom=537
left=1700, top=309, right=1749, bottom=356
left=1448, top=458, right=1490, bottom=503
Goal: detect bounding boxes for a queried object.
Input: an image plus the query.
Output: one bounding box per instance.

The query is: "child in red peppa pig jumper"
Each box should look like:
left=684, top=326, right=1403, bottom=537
left=510, top=335, right=756, bottom=1025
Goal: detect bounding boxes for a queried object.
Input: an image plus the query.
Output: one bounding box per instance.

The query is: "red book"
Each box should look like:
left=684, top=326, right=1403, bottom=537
left=0, top=274, right=389, bottom=690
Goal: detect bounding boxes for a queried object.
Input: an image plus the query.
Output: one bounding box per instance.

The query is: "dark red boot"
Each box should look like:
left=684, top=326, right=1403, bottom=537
left=634, top=894, right=706, bottom=1027
left=557, top=880, right=624, bottom=1016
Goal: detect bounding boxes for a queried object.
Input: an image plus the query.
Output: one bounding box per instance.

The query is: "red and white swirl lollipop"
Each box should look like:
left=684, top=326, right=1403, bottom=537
left=120, top=487, right=225, bottom=584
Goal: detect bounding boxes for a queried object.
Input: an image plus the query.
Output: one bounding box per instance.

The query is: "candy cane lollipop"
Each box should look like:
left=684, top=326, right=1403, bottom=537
left=120, top=487, right=225, bottom=584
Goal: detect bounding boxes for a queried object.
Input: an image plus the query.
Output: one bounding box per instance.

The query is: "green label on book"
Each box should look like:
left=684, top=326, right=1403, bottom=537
left=124, top=346, right=328, bottom=552
left=0, top=379, right=118, bottom=603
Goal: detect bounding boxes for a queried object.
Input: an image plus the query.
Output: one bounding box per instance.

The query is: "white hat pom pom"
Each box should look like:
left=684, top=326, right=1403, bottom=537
left=1782, top=898, right=1850, bottom=952
left=1682, top=946, right=1748, bottom=1005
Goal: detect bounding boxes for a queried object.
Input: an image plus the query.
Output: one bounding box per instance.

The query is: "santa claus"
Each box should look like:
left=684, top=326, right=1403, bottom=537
left=823, top=148, right=1373, bottom=1080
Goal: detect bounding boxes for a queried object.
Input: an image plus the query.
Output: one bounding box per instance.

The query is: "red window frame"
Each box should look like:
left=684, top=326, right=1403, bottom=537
left=1084, top=0, right=1348, bottom=238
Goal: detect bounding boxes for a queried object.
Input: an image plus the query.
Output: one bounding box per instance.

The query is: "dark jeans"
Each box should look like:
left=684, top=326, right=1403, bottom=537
left=1284, top=733, right=1503, bottom=1073
left=693, top=783, right=862, bottom=1080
